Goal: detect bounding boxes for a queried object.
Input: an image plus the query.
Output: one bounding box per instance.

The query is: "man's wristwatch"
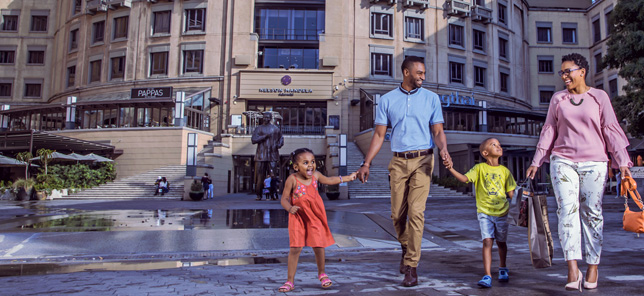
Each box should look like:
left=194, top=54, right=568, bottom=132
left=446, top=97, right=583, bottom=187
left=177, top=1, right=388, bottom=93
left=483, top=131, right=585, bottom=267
left=360, top=161, right=370, bottom=168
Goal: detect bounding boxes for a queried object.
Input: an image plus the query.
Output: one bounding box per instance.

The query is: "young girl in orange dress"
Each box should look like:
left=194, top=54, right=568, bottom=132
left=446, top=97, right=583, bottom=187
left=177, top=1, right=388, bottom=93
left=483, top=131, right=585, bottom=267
left=278, top=148, right=357, bottom=293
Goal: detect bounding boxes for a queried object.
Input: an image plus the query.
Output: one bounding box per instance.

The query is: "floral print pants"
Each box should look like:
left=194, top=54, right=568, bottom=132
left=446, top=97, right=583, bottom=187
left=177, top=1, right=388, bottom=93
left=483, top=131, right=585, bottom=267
left=550, top=155, right=607, bottom=265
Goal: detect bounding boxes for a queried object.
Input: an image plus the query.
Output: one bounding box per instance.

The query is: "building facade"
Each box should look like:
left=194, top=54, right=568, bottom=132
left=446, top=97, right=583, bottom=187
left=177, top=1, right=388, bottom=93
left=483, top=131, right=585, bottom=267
left=0, top=0, right=633, bottom=197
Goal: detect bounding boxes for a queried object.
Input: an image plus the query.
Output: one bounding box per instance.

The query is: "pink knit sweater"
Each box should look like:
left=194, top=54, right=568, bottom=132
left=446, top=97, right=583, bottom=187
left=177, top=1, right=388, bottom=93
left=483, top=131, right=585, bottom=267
left=531, top=87, right=632, bottom=168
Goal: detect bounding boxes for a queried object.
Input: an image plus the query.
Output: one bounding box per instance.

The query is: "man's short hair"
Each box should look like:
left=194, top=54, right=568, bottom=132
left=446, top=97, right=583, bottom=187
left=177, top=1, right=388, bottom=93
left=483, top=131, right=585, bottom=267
left=478, top=137, right=496, bottom=159
left=401, top=56, right=425, bottom=74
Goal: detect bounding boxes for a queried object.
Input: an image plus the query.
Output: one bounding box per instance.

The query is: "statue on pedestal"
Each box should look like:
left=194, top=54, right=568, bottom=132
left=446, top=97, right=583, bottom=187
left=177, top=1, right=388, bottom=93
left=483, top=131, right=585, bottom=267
left=251, top=112, right=284, bottom=200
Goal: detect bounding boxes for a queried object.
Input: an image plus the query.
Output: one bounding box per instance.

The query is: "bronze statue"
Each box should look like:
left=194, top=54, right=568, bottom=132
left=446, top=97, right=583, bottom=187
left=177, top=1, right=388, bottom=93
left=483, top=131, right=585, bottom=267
left=251, top=112, right=284, bottom=200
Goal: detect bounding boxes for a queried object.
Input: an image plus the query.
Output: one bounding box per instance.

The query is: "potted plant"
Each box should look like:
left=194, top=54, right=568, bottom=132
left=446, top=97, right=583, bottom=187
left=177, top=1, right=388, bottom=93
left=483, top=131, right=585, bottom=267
left=14, top=151, right=33, bottom=180
left=326, top=184, right=340, bottom=200
left=13, top=178, right=36, bottom=201
left=189, top=180, right=204, bottom=201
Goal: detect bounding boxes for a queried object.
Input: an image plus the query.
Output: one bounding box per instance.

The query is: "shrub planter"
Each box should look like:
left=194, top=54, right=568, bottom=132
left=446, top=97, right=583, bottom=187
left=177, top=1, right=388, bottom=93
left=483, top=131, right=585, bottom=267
left=189, top=191, right=204, bottom=201
left=326, top=192, right=340, bottom=200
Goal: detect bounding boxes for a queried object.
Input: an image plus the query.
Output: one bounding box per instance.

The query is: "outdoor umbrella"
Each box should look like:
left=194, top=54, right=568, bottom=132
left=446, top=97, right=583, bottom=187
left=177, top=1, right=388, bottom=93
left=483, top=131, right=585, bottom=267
left=0, top=155, right=39, bottom=167
left=83, top=153, right=113, bottom=162
left=31, top=152, right=83, bottom=162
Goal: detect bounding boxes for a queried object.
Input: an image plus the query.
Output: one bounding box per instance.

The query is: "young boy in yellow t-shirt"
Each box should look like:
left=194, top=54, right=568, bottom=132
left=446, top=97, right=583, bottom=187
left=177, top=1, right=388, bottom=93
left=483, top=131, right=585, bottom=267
left=445, top=137, right=517, bottom=288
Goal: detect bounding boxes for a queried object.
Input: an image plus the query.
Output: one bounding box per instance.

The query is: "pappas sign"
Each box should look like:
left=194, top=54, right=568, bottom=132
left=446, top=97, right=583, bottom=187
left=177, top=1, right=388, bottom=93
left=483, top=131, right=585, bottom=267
left=131, top=87, right=173, bottom=99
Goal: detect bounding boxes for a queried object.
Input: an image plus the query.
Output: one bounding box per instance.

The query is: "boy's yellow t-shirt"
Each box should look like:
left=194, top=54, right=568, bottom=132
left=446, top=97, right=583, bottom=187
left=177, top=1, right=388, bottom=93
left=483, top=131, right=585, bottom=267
left=464, top=163, right=517, bottom=217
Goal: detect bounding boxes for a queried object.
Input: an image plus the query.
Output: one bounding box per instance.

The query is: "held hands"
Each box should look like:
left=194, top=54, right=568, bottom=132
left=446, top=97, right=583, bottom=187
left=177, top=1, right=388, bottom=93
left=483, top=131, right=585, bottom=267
left=288, top=205, right=300, bottom=214
left=345, top=172, right=358, bottom=182
left=526, top=166, right=538, bottom=179
left=620, top=166, right=632, bottom=178
left=357, top=166, right=370, bottom=183
left=441, top=150, right=453, bottom=170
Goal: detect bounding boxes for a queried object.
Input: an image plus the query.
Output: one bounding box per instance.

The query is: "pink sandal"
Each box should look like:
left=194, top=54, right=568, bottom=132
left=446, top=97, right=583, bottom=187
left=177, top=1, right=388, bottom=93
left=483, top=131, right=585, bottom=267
left=318, top=273, right=332, bottom=288
left=278, top=281, right=294, bottom=292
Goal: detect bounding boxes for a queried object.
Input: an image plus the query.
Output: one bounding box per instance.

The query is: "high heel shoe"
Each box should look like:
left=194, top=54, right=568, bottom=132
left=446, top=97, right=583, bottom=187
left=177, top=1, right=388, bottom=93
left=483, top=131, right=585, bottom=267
left=565, top=269, right=583, bottom=292
left=584, top=270, right=598, bottom=289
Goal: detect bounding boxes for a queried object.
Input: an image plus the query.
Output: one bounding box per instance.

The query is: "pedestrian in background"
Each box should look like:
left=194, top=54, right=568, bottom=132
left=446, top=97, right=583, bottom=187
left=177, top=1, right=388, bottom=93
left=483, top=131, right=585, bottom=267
left=526, top=53, right=632, bottom=291
left=445, top=138, right=516, bottom=288
left=357, top=56, right=452, bottom=287
left=270, top=174, right=281, bottom=201
left=277, top=148, right=357, bottom=292
left=201, top=173, right=212, bottom=200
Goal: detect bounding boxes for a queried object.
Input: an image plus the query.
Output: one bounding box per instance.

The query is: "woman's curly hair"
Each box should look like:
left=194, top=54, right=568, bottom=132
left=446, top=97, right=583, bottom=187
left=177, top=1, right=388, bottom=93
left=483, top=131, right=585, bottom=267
left=561, top=53, right=589, bottom=74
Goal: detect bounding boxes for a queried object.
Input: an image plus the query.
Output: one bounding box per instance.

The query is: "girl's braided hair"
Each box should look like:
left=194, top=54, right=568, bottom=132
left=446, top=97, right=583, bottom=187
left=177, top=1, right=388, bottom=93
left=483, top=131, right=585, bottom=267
left=289, top=148, right=314, bottom=166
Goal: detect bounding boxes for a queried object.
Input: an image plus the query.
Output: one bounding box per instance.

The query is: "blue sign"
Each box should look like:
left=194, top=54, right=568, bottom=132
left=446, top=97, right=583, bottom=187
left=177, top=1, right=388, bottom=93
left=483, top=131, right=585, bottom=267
left=440, top=91, right=476, bottom=108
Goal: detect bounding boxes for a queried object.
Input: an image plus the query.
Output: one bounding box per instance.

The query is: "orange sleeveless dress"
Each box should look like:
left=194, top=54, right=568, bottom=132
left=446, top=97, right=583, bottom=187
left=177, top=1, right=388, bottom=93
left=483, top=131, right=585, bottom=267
left=288, top=176, right=335, bottom=248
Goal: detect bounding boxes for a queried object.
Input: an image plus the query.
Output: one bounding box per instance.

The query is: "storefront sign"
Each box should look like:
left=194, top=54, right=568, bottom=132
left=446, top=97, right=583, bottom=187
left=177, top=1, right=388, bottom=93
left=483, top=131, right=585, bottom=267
left=440, top=91, right=476, bottom=108
left=258, top=88, right=314, bottom=96
left=239, top=71, right=333, bottom=100
left=131, top=87, right=173, bottom=99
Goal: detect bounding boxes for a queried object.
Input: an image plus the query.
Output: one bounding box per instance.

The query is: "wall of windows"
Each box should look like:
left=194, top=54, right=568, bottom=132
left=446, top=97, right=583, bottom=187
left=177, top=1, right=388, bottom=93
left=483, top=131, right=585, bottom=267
left=260, top=47, right=318, bottom=69
left=248, top=101, right=327, bottom=135
left=255, top=8, right=324, bottom=41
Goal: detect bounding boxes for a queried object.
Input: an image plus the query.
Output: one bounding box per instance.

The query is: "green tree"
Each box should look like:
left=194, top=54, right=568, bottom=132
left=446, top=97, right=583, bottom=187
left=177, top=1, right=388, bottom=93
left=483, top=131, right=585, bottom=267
left=603, top=0, right=644, bottom=137
left=15, top=151, right=33, bottom=180
left=36, top=148, right=55, bottom=175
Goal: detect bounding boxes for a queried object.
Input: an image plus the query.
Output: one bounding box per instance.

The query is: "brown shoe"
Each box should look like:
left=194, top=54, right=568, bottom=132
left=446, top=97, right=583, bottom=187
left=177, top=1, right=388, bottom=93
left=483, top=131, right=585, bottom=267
left=399, top=246, right=407, bottom=274
left=402, top=266, right=418, bottom=287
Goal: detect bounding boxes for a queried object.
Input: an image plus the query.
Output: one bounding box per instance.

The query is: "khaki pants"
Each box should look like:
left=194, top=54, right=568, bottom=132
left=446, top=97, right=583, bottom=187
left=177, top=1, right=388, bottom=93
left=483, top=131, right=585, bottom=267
left=388, top=153, right=434, bottom=267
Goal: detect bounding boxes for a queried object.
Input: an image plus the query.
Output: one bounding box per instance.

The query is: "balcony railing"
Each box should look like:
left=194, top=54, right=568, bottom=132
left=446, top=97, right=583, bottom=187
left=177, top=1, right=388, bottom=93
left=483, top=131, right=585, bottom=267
left=403, top=0, right=430, bottom=10
left=256, top=28, right=321, bottom=41
left=369, top=0, right=396, bottom=5
left=106, top=0, right=132, bottom=8
left=86, top=0, right=108, bottom=14
left=446, top=0, right=471, bottom=17
left=472, top=5, right=492, bottom=23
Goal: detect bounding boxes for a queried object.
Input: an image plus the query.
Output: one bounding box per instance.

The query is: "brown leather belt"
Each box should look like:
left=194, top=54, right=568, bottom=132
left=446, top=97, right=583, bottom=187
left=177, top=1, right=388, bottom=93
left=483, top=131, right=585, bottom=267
left=393, top=149, right=433, bottom=159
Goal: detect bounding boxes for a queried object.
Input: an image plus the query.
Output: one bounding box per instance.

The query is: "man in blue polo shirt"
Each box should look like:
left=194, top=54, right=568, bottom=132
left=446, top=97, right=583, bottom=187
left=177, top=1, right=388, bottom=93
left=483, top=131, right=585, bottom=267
left=357, top=56, right=452, bottom=287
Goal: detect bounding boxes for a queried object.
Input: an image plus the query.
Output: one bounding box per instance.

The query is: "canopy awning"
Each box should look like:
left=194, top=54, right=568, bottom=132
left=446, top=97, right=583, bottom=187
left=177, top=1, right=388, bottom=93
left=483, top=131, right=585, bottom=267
left=0, top=130, right=116, bottom=156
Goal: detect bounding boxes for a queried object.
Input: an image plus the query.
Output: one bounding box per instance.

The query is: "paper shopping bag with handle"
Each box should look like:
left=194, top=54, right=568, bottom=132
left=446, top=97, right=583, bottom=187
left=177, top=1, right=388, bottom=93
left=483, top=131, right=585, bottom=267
left=527, top=193, right=554, bottom=268
left=508, top=180, right=531, bottom=227
left=621, top=176, right=644, bottom=234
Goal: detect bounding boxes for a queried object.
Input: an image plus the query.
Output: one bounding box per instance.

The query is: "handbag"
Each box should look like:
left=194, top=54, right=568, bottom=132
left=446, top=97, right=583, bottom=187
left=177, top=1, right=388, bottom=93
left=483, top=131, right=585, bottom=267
left=508, top=180, right=532, bottom=227
left=527, top=193, right=554, bottom=268
left=621, top=176, right=644, bottom=235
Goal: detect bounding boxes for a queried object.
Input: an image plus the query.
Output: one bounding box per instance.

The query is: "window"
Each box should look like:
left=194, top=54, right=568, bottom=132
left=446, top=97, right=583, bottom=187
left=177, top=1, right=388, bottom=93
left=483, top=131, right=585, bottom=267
left=73, top=0, right=82, bottom=15
left=113, top=16, right=129, bottom=40
left=0, top=51, right=15, bottom=64
left=150, top=52, right=168, bottom=76
left=261, top=47, right=319, bottom=69
left=595, top=80, right=604, bottom=90
left=28, top=51, right=44, bottom=64
left=25, top=83, right=41, bottom=98
left=562, top=28, right=576, bottom=44
left=371, top=52, right=392, bottom=77
left=498, top=3, right=507, bottom=25
left=536, top=22, right=552, bottom=43
left=0, top=83, right=11, bottom=97
left=609, top=78, right=618, bottom=98
left=249, top=101, right=327, bottom=135
left=371, top=12, right=393, bottom=38
left=110, top=56, right=125, bottom=80
left=69, top=29, right=78, bottom=51
left=153, top=11, right=171, bottom=35
left=605, top=10, right=613, bottom=36
left=539, top=86, right=555, bottom=104
left=449, top=24, right=464, bottom=48
left=183, top=50, right=203, bottom=74
left=185, top=9, right=206, bottom=32
left=473, top=29, right=486, bottom=52
left=89, top=60, right=101, bottom=83
left=594, top=52, right=602, bottom=73
left=404, top=16, right=423, bottom=41
left=31, top=15, right=47, bottom=32
left=67, top=66, right=76, bottom=87
left=538, top=56, right=553, bottom=73
left=256, top=8, right=325, bottom=41
left=1, top=15, right=18, bottom=31
left=449, top=62, right=464, bottom=84
left=592, top=17, right=601, bottom=43
left=499, top=67, right=510, bottom=93
left=92, top=21, right=105, bottom=44
left=499, top=36, right=508, bottom=59
left=474, top=66, right=486, bottom=88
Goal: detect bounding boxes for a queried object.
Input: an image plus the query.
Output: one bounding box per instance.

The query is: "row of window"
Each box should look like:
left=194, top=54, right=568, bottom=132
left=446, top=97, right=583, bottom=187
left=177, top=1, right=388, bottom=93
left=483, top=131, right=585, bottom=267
left=536, top=22, right=578, bottom=44
left=0, top=82, right=42, bottom=98
left=537, top=78, right=618, bottom=104
left=70, top=8, right=207, bottom=53
left=448, top=24, right=509, bottom=60
left=0, top=50, right=45, bottom=65
left=0, top=12, right=48, bottom=33
left=65, top=49, right=205, bottom=87
left=538, top=53, right=608, bottom=76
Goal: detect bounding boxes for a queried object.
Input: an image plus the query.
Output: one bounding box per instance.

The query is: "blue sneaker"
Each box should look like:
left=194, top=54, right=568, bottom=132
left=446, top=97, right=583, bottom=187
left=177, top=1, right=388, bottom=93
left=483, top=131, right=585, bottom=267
left=478, top=275, right=492, bottom=288
left=499, top=267, right=509, bottom=282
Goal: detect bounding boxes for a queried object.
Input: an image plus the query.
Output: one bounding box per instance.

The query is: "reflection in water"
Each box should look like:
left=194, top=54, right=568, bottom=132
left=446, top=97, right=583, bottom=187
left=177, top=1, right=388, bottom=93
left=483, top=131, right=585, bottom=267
left=3, top=209, right=290, bottom=232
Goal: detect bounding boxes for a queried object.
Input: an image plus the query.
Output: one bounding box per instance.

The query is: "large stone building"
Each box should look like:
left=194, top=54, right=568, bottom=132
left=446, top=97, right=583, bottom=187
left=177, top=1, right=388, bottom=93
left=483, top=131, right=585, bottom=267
left=0, top=0, right=635, bottom=198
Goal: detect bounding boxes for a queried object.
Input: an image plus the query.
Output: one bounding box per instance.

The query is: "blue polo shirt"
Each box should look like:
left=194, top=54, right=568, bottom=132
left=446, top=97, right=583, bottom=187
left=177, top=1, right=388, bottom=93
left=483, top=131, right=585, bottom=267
left=374, top=86, right=444, bottom=153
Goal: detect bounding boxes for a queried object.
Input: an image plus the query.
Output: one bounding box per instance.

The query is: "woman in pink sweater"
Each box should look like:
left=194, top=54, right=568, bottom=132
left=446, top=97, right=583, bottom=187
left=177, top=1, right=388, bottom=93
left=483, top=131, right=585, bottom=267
left=526, top=53, right=632, bottom=291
